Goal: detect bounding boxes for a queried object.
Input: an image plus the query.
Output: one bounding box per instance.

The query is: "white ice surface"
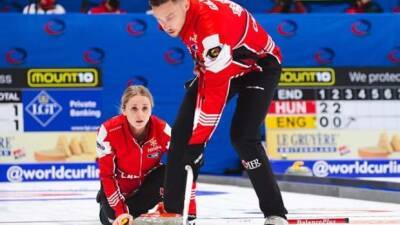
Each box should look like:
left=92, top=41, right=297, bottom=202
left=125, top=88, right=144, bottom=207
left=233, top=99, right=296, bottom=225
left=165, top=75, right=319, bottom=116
left=1, top=181, right=400, bottom=225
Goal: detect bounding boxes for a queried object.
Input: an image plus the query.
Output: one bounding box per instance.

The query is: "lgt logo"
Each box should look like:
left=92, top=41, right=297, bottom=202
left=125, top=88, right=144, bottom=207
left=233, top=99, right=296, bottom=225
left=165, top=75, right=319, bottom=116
left=25, top=91, right=62, bottom=127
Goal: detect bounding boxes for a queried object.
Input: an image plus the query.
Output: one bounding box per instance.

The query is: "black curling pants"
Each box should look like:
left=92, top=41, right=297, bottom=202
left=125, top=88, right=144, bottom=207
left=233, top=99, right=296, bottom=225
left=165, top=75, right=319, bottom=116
left=97, top=165, right=165, bottom=225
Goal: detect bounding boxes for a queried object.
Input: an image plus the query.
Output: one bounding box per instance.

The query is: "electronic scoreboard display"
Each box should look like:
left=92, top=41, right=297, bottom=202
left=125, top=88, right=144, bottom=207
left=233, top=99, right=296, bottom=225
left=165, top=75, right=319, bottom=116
left=268, top=68, right=400, bottom=130
left=265, top=68, right=400, bottom=178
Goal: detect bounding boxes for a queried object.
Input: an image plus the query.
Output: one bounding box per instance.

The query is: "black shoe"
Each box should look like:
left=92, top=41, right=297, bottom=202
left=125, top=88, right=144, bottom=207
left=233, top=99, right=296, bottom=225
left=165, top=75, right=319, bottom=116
left=188, top=214, right=196, bottom=225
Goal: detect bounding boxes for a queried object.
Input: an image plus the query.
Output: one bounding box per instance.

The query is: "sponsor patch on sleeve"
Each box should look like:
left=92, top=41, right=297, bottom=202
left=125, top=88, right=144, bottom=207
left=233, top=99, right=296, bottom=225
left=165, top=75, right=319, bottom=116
left=207, top=46, right=222, bottom=59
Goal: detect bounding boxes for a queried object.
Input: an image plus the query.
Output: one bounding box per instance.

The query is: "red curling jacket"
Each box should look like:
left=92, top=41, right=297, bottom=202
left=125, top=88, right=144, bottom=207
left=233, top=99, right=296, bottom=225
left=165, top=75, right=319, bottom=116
left=96, top=114, right=170, bottom=216
left=179, top=0, right=282, bottom=145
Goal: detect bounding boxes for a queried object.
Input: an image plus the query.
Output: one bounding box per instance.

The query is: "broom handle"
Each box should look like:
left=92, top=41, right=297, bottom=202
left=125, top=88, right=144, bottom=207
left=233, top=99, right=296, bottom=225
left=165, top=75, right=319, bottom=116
left=182, top=165, right=194, bottom=225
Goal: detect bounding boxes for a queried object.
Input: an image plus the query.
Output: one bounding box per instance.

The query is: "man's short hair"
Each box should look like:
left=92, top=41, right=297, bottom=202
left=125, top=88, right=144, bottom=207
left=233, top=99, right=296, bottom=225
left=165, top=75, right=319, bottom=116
left=149, top=0, right=178, bottom=7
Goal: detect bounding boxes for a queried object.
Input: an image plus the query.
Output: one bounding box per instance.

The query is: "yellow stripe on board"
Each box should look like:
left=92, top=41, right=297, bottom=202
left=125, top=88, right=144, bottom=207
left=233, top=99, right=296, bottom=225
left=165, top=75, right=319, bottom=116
left=266, top=115, right=316, bottom=129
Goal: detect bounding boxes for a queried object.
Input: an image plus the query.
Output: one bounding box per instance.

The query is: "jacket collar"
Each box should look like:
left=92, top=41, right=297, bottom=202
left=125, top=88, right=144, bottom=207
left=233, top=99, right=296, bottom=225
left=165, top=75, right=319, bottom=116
left=179, top=0, right=199, bottom=40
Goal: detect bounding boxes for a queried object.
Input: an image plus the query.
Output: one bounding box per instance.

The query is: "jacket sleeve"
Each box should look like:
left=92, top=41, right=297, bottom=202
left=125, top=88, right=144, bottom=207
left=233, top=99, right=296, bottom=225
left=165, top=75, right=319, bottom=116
left=96, top=125, right=128, bottom=217
left=188, top=59, right=247, bottom=145
left=162, top=122, right=171, bottom=152
left=188, top=15, right=247, bottom=144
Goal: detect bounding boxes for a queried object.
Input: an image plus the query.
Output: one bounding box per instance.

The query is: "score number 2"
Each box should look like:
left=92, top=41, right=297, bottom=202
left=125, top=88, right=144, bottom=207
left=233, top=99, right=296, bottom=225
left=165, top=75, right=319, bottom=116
left=318, top=102, right=342, bottom=128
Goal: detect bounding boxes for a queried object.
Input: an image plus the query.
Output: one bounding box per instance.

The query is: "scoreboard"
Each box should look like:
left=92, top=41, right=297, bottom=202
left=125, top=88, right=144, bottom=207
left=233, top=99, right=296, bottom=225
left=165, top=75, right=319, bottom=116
left=268, top=68, right=400, bottom=130
left=265, top=68, right=400, bottom=178
left=0, top=91, right=23, bottom=132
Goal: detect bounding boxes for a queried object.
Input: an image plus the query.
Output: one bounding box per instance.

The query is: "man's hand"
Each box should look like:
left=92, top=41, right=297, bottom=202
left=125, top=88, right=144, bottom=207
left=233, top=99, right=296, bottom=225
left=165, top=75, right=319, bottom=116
left=183, top=144, right=204, bottom=169
left=112, top=213, right=133, bottom=225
